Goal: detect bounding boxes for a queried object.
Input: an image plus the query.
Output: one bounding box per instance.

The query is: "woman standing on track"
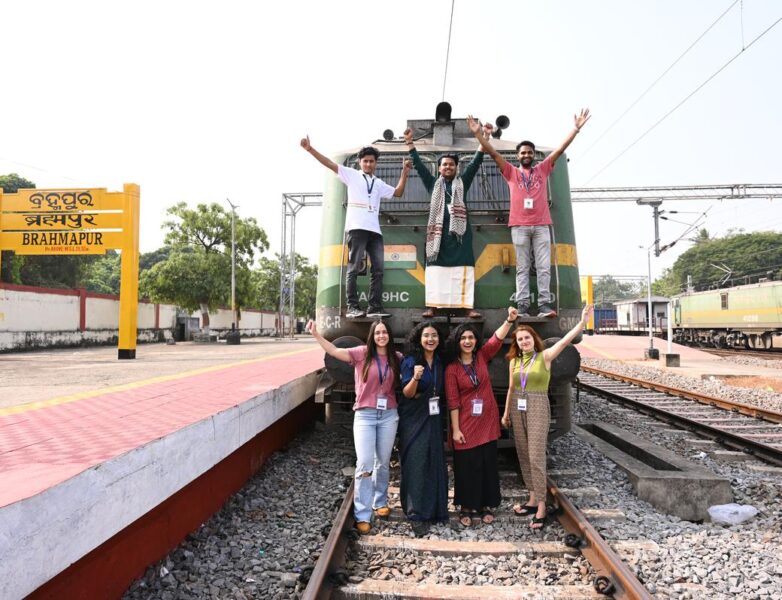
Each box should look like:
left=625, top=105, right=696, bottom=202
left=502, top=304, right=593, bottom=530
left=307, top=319, right=402, bottom=534
left=399, top=321, right=448, bottom=536
left=445, top=307, right=519, bottom=527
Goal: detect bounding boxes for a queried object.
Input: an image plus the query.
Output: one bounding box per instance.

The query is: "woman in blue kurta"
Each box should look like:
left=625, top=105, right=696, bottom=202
left=399, top=321, right=448, bottom=536
left=403, top=127, right=486, bottom=317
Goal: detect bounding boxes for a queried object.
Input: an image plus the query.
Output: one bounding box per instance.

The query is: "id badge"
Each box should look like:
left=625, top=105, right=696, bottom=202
left=523, top=197, right=534, bottom=209
left=471, top=398, right=484, bottom=416
left=376, top=396, right=388, bottom=410
left=428, top=396, right=440, bottom=416
left=367, top=204, right=375, bottom=213
left=515, top=391, right=528, bottom=412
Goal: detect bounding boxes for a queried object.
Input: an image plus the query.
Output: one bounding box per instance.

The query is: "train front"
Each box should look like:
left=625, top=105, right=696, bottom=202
left=314, top=110, right=583, bottom=440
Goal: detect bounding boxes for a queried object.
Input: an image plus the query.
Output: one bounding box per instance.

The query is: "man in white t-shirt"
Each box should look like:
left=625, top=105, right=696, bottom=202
left=301, top=136, right=411, bottom=318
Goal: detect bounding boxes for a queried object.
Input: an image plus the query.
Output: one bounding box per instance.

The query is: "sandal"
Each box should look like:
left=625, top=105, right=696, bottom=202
left=458, top=510, right=473, bottom=527
left=530, top=515, right=547, bottom=530
left=513, top=504, right=537, bottom=517
left=480, top=509, right=495, bottom=525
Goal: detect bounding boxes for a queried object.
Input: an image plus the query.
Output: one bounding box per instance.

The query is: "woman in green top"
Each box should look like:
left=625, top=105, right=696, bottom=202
left=403, top=127, right=488, bottom=318
left=502, top=304, right=593, bottom=530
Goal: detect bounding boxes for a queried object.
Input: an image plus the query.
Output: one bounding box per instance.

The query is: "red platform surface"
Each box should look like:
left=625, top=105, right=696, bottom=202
left=0, top=347, right=322, bottom=508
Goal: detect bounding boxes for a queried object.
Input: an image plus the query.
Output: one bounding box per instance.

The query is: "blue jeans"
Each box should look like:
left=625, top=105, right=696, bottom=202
left=346, top=229, right=385, bottom=311
left=353, top=407, right=399, bottom=522
left=511, top=225, right=552, bottom=306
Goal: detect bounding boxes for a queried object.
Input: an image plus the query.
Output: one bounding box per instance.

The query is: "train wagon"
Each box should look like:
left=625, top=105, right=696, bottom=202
left=314, top=108, right=584, bottom=440
left=672, top=280, right=782, bottom=349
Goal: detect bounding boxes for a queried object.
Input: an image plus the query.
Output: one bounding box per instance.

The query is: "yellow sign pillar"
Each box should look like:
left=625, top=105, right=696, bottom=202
left=580, top=275, right=595, bottom=331
left=0, top=185, right=141, bottom=359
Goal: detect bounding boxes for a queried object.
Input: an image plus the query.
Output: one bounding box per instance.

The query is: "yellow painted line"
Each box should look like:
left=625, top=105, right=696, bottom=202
left=474, top=243, right=578, bottom=281
left=0, top=346, right=320, bottom=418
left=406, top=261, right=425, bottom=285
left=578, top=339, right=618, bottom=360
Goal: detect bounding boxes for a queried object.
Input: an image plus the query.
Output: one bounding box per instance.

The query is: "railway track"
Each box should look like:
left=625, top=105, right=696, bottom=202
left=578, top=366, right=782, bottom=467
left=303, top=465, right=652, bottom=599
left=699, top=347, right=782, bottom=361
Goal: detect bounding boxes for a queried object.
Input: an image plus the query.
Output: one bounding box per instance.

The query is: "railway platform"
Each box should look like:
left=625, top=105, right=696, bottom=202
left=0, top=338, right=322, bottom=600
left=577, top=334, right=782, bottom=383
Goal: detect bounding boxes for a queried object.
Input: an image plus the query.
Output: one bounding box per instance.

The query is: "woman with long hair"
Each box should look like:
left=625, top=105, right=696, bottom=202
left=307, top=319, right=402, bottom=534
left=445, top=306, right=518, bottom=527
left=398, top=321, right=448, bottom=536
left=502, top=304, right=593, bottom=530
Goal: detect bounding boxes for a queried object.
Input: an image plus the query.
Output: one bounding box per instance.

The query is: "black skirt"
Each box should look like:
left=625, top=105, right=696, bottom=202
left=452, top=440, right=501, bottom=510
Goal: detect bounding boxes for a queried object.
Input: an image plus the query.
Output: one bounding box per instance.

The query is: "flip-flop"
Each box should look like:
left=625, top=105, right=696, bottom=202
left=530, top=515, right=547, bottom=530
left=513, top=504, right=537, bottom=516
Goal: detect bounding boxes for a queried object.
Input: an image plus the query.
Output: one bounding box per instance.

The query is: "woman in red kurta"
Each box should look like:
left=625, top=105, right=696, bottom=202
left=445, top=306, right=518, bottom=526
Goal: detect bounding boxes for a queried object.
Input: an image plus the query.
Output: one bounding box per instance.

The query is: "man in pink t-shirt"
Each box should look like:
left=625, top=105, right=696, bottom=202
left=468, top=110, right=590, bottom=317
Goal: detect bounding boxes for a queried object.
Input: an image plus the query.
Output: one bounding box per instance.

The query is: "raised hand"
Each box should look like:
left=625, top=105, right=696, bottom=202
left=306, top=319, right=318, bottom=335
left=413, top=365, right=425, bottom=381
left=466, top=114, right=481, bottom=136
left=402, top=158, right=412, bottom=174
left=482, top=122, right=494, bottom=139
left=507, top=306, right=519, bottom=322
left=403, top=128, right=414, bottom=144
left=574, top=108, right=591, bottom=131
left=300, top=135, right=312, bottom=151
left=581, top=304, right=594, bottom=323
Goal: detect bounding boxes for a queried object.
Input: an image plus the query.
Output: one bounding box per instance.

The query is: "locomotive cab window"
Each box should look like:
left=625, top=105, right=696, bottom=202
left=720, top=293, right=728, bottom=310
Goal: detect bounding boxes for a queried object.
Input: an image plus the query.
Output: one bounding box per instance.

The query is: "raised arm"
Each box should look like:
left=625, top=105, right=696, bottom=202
left=467, top=115, right=507, bottom=172
left=393, top=158, right=412, bottom=197
left=543, top=304, right=593, bottom=367
left=403, top=128, right=436, bottom=192
left=493, top=306, right=519, bottom=340
left=548, top=108, right=591, bottom=166
left=300, top=135, right=339, bottom=174
left=306, top=319, right=352, bottom=362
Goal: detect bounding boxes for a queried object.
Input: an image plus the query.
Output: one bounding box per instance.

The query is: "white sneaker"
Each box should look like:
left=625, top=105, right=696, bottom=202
left=366, top=308, right=390, bottom=318
left=346, top=308, right=365, bottom=319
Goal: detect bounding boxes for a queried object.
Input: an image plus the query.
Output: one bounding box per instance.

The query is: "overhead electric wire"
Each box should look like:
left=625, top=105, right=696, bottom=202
left=441, top=0, right=456, bottom=102
left=579, top=0, right=740, bottom=160
left=0, top=155, right=80, bottom=183
left=582, top=13, right=782, bottom=186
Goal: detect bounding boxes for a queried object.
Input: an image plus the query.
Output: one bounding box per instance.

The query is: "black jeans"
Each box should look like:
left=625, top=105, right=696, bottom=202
left=346, top=229, right=384, bottom=310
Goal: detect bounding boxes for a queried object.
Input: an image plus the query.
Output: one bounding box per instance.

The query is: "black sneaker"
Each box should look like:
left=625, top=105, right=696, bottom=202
left=517, top=304, right=531, bottom=318
left=537, top=305, right=557, bottom=318
left=346, top=308, right=365, bottom=319
left=366, top=307, right=390, bottom=318
left=411, top=521, right=431, bottom=537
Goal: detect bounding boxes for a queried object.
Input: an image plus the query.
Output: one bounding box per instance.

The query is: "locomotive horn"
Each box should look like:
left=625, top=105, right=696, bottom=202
left=435, top=101, right=452, bottom=123
left=493, top=115, right=510, bottom=138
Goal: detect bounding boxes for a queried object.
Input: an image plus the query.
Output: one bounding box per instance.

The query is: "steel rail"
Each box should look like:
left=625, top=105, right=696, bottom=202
left=581, top=366, right=782, bottom=424
left=301, top=480, right=355, bottom=600
left=549, top=480, right=653, bottom=599
left=579, top=372, right=782, bottom=466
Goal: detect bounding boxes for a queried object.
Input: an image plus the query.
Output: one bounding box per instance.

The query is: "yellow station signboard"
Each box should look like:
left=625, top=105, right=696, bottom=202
left=0, top=184, right=141, bottom=358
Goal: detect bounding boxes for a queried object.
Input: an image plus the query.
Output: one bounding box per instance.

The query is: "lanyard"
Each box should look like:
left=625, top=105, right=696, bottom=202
left=520, top=352, right=538, bottom=392
left=375, top=355, right=390, bottom=387
left=460, top=360, right=479, bottom=388
left=363, top=174, right=376, bottom=196
left=519, top=168, right=535, bottom=193
left=427, top=360, right=439, bottom=398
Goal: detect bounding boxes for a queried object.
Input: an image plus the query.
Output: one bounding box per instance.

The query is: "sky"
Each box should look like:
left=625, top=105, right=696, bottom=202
left=2, top=0, right=780, bottom=284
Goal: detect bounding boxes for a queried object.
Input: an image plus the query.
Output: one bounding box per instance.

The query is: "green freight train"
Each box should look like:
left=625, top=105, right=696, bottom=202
left=673, top=280, right=782, bottom=349
left=315, top=111, right=584, bottom=440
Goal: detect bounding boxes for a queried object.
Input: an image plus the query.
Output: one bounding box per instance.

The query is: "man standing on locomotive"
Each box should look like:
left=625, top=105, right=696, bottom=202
left=403, top=125, right=490, bottom=318
left=467, top=110, right=590, bottom=318
left=301, top=136, right=411, bottom=318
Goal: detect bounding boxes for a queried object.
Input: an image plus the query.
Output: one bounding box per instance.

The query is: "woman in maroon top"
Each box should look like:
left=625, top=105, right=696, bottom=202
left=445, top=306, right=518, bottom=526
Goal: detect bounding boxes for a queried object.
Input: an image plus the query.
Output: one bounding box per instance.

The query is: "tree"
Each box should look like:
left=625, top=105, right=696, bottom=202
left=140, top=202, right=268, bottom=328
left=592, top=275, right=644, bottom=307
left=83, top=251, right=121, bottom=294
left=653, top=231, right=782, bottom=294
left=1, top=173, right=36, bottom=284
left=255, top=253, right=318, bottom=318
